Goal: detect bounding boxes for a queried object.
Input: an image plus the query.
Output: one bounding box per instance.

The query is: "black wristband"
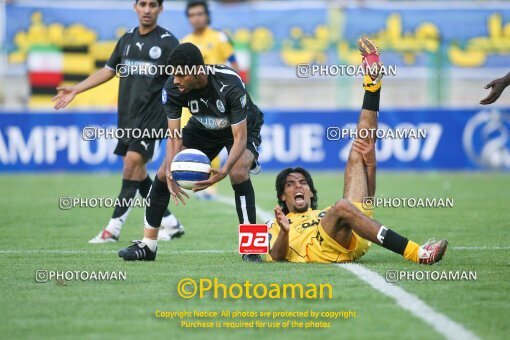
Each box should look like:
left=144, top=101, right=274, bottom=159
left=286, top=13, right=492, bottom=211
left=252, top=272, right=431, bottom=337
left=362, top=88, right=381, bottom=112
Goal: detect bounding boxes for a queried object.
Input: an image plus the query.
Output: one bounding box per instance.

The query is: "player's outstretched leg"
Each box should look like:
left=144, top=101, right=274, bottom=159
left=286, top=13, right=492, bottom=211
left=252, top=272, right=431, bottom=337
left=323, top=37, right=448, bottom=265
left=118, top=162, right=170, bottom=261
left=322, top=199, right=448, bottom=264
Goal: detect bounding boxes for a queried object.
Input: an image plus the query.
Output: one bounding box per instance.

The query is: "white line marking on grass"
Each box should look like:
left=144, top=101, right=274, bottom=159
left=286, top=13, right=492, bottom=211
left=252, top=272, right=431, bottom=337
left=338, top=263, right=479, bottom=340
left=451, top=246, right=510, bottom=250
left=215, top=194, right=479, bottom=340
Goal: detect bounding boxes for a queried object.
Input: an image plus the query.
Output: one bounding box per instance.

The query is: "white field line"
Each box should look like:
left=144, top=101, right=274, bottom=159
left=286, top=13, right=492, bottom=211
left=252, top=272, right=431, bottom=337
left=338, top=263, right=479, bottom=340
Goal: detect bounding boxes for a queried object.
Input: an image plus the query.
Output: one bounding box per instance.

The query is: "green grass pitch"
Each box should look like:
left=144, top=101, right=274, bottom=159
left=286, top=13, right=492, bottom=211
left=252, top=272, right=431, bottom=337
left=0, top=172, right=509, bottom=339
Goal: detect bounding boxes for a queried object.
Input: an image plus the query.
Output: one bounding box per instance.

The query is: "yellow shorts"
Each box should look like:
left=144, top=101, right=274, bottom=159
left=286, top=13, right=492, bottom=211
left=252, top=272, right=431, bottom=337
left=305, top=202, right=373, bottom=263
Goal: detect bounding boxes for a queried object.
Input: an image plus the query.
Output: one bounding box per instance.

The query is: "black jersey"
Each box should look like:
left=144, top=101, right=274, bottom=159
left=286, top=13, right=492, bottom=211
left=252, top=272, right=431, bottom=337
left=106, top=26, right=179, bottom=140
left=163, top=65, right=263, bottom=138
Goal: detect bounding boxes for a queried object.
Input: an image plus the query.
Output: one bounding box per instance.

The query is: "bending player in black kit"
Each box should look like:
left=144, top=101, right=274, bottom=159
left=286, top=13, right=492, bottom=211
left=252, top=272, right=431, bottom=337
left=118, top=43, right=264, bottom=262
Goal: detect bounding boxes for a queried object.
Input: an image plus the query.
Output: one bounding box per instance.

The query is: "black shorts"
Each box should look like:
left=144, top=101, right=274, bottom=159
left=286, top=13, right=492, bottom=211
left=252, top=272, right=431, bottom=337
left=182, top=118, right=262, bottom=167
left=114, top=139, right=160, bottom=160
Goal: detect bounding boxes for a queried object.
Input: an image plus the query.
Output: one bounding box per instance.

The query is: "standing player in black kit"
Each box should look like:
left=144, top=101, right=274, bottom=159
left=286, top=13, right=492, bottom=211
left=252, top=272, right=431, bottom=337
left=53, top=0, right=185, bottom=243
left=118, top=42, right=264, bottom=262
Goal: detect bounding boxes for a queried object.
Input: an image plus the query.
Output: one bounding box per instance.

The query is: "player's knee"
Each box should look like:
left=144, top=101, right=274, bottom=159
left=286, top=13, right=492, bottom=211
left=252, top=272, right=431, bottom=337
left=331, top=199, right=355, bottom=218
left=124, top=165, right=146, bottom=180
left=122, top=162, right=137, bottom=178
left=229, top=167, right=250, bottom=184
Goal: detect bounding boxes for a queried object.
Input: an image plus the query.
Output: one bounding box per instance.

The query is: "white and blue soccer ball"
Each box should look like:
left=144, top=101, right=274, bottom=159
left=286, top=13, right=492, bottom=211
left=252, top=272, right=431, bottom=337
left=170, top=149, right=211, bottom=190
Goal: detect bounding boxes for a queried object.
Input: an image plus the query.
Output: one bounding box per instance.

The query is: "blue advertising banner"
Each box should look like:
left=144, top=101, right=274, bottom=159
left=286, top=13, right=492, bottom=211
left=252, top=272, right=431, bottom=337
left=1, top=109, right=509, bottom=172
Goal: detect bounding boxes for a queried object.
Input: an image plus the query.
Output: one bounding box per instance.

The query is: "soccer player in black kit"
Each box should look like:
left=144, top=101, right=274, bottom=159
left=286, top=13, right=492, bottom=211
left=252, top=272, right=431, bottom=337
left=53, top=0, right=185, bottom=243
left=118, top=43, right=264, bottom=262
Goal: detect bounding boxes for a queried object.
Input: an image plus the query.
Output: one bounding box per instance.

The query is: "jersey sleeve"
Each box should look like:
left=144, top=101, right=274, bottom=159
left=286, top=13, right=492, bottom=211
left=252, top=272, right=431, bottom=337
left=164, top=34, right=180, bottom=57
left=266, top=220, right=280, bottom=262
left=105, top=36, right=124, bottom=70
left=218, top=32, right=235, bottom=63
left=163, top=80, right=186, bottom=120
left=226, top=85, right=248, bottom=125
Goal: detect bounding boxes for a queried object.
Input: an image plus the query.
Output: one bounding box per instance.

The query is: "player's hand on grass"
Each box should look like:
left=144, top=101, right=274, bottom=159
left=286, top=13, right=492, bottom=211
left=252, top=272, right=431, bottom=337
left=480, top=74, right=510, bottom=105
left=52, top=86, right=77, bottom=110
left=353, top=139, right=376, bottom=168
left=166, top=173, right=189, bottom=206
left=274, top=205, right=290, bottom=233
left=192, top=168, right=227, bottom=192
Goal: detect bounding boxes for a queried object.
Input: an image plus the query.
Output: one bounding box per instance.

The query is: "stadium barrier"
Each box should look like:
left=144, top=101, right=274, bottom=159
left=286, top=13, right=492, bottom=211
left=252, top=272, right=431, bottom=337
left=1, top=108, right=509, bottom=172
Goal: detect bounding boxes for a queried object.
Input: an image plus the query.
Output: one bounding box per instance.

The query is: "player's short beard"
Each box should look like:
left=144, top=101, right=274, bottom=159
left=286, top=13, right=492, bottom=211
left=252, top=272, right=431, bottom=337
left=292, top=203, right=309, bottom=213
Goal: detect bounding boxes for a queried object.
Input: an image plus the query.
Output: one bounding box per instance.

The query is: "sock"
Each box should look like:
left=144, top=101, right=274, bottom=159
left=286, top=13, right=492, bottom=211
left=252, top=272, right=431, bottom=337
left=377, top=226, right=413, bottom=258
left=403, top=240, right=420, bottom=263
left=362, top=88, right=381, bottom=112
left=144, top=176, right=170, bottom=229
left=140, top=175, right=171, bottom=218
left=363, top=74, right=382, bottom=92
left=105, top=179, right=139, bottom=236
left=142, top=237, right=157, bottom=252
left=232, top=179, right=256, bottom=224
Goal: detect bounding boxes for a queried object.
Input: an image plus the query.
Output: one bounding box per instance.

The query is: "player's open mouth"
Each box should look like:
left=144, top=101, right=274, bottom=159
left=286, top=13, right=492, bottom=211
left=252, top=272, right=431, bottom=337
left=294, top=192, right=305, bottom=204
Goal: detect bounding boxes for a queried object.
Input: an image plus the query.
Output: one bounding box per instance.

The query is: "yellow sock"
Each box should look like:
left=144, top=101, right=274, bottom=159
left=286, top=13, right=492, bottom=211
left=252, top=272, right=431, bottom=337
left=363, top=74, right=382, bottom=92
left=403, top=240, right=420, bottom=263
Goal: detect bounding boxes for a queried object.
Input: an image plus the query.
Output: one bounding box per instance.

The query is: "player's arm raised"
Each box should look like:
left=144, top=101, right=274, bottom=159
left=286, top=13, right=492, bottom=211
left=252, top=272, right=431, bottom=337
left=52, top=67, right=115, bottom=110
left=53, top=35, right=126, bottom=110
left=270, top=205, right=290, bottom=261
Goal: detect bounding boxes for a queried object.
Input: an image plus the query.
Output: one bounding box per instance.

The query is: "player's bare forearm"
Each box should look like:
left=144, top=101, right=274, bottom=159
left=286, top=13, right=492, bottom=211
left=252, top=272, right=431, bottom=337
left=222, top=120, right=248, bottom=174
left=53, top=67, right=115, bottom=110
left=72, top=67, right=115, bottom=94
left=270, top=230, right=289, bottom=261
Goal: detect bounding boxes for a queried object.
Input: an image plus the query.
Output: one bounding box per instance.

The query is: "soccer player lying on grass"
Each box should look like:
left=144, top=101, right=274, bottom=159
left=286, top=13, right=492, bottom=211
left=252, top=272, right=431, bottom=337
left=267, top=37, right=448, bottom=264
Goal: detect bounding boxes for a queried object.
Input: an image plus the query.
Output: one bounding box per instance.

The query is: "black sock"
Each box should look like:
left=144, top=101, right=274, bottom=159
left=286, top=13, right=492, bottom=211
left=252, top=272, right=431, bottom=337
left=379, top=227, right=409, bottom=255
left=111, top=179, right=140, bottom=219
left=139, top=175, right=171, bottom=217
left=232, top=179, right=256, bottom=224
left=362, top=88, right=381, bottom=112
left=144, top=176, right=170, bottom=228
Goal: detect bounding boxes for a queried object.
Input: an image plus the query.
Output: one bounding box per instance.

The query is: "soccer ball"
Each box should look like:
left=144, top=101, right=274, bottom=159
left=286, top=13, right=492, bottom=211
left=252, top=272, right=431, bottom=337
left=170, top=149, right=211, bottom=190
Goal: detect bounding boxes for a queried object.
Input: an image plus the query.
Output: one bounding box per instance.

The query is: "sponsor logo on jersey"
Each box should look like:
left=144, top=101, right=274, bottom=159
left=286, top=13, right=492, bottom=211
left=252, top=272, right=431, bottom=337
left=240, top=94, right=247, bottom=108
left=162, top=89, right=167, bottom=104
left=216, top=99, right=225, bottom=113
left=195, top=116, right=230, bottom=130
left=149, top=46, right=162, bottom=59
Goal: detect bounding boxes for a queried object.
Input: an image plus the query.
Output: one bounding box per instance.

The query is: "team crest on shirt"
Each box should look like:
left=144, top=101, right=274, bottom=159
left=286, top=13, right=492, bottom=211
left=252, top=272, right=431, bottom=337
left=162, top=89, right=167, bottom=104
left=149, top=46, right=162, bottom=59
left=216, top=99, right=225, bottom=113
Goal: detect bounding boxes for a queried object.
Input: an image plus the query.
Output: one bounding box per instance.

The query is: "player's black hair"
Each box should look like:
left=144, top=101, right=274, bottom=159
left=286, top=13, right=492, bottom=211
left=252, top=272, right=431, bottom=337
left=135, top=0, right=164, bottom=6
left=186, top=0, right=211, bottom=25
left=168, top=42, right=204, bottom=71
left=275, top=167, right=318, bottom=215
